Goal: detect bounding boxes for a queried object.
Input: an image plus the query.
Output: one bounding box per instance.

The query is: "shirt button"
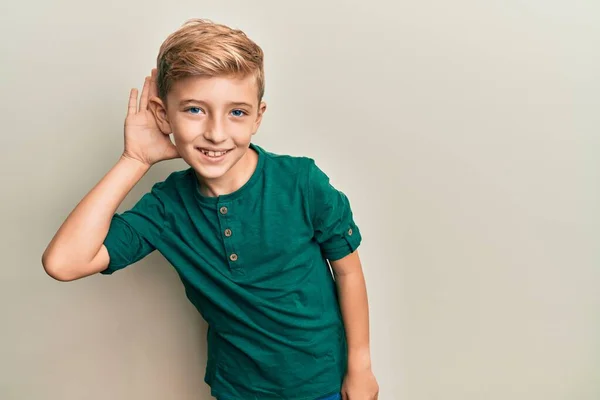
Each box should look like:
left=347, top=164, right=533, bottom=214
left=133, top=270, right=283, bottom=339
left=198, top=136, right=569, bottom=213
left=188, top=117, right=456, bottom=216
left=348, top=228, right=353, bottom=236
left=224, top=228, right=232, bottom=237
left=229, top=253, right=238, bottom=262
left=219, top=206, right=228, bottom=215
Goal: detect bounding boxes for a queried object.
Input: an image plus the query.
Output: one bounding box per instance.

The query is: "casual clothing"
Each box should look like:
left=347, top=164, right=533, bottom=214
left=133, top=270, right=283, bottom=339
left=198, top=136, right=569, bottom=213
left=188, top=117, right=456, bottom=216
left=219, top=391, right=341, bottom=400
left=218, top=392, right=342, bottom=400
left=316, top=393, right=342, bottom=400
left=102, top=143, right=362, bottom=400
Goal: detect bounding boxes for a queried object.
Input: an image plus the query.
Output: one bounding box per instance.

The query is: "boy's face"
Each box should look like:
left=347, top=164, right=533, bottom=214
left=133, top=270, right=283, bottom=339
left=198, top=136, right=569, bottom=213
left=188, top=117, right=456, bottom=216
left=151, top=73, right=266, bottom=182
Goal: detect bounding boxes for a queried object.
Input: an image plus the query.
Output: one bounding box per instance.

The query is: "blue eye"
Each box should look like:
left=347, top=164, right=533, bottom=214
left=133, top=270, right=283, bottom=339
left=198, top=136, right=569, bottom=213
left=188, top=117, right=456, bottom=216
left=187, top=107, right=203, bottom=115
left=231, top=109, right=246, bottom=117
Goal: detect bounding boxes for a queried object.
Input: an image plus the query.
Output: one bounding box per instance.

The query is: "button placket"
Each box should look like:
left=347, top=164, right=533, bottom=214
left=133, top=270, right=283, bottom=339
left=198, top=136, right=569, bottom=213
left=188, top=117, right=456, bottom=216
left=217, top=202, right=242, bottom=273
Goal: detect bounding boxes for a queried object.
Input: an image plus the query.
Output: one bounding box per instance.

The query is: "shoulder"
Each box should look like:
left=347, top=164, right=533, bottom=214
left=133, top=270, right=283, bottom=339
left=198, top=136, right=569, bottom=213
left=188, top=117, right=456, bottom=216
left=143, top=168, right=192, bottom=206
left=256, top=144, right=320, bottom=185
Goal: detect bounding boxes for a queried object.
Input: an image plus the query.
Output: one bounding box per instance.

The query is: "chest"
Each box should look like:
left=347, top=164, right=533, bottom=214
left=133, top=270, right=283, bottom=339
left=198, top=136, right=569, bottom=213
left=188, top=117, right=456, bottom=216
left=160, top=189, right=317, bottom=281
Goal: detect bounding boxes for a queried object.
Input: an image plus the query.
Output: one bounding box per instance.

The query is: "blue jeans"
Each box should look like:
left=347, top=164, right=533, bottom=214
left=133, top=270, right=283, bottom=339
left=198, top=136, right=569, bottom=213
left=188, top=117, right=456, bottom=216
left=318, top=394, right=342, bottom=400
left=218, top=393, right=341, bottom=400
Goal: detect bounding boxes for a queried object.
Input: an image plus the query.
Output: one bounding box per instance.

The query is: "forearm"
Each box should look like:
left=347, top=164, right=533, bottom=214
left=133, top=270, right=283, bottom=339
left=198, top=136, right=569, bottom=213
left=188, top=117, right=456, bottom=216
left=42, top=155, right=150, bottom=278
left=335, top=266, right=372, bottom=372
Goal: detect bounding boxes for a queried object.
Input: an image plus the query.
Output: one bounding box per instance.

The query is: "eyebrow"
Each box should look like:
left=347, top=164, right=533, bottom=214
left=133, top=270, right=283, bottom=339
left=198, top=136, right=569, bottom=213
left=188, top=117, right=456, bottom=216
left=179, top=99, right=254, bottom=109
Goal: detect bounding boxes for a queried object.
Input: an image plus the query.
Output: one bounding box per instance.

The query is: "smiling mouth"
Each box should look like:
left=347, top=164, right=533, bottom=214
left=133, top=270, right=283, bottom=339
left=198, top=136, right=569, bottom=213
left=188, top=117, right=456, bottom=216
left=198, top=148, right=232, bottom=158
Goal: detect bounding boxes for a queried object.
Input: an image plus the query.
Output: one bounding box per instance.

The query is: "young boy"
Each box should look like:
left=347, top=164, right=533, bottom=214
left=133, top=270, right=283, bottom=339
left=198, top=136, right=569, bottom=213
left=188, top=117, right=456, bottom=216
left=42, top=19, right=378, bottom=400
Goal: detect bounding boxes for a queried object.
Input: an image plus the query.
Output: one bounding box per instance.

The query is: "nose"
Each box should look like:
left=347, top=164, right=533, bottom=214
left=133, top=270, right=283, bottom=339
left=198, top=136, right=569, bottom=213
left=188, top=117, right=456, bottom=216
left=203, top=116, right=227, bottom=143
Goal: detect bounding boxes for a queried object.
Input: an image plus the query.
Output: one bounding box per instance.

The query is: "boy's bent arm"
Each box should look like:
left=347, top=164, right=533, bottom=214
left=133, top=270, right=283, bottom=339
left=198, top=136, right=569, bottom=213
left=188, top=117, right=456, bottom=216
left=43, top=69, right=179, bottom=281
left=42, top=156, right=150, bottom=281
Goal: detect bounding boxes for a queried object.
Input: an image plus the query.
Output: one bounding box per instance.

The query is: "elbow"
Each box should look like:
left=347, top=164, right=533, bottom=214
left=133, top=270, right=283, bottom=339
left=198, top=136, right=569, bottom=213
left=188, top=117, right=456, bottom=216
left=41, top=252, right=77, bottom=282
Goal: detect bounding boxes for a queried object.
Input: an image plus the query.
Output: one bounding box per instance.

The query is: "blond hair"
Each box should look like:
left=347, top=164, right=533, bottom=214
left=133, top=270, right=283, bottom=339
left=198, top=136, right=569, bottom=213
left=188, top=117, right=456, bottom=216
left=156, top=19, right=265, bottom=103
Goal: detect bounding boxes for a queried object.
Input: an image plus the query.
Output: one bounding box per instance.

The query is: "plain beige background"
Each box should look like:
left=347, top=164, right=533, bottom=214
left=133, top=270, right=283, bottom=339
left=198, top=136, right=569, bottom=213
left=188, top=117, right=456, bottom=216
left=1, top=0, right=599, bottom=399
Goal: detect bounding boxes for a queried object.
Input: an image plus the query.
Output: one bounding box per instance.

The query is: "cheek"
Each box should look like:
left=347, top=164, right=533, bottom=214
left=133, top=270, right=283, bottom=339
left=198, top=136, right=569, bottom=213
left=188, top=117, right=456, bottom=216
left=229, top=120, right=256, bottom=139
left=171, top=118, right=203, bottom=143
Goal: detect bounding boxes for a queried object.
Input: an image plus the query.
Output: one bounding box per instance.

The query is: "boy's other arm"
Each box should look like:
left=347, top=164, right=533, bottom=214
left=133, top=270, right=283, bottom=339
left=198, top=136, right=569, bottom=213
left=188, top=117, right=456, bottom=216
left=331, top=251, right=379, bottom=399
left=42, top=157, right=150, bottom=281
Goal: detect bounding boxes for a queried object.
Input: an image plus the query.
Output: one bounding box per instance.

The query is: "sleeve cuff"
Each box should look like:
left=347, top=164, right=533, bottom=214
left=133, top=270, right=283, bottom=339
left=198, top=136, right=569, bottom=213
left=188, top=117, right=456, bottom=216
left=320, top=222, right=362, bottom=261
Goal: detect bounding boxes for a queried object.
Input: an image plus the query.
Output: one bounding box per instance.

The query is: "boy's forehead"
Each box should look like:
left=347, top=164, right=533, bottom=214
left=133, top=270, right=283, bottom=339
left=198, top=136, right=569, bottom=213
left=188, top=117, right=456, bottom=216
left=167, top=74, right=259, bottom=106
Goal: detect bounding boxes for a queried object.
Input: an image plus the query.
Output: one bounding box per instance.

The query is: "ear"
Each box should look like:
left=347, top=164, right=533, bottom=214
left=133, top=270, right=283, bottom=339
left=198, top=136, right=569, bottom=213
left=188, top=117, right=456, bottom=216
left=149, top=96, right=172, bottom=135
left=252, top=101, right=267, bottom=135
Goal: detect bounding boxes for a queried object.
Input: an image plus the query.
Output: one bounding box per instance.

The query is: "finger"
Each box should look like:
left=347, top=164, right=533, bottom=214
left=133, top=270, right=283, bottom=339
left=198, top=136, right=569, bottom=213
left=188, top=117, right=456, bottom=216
left=341, top=391, right=348, bottom=400
left=149, top=68, right=158, bottom=99
left=127, top=88, right=138, bottom=116
left=139, top=76, right=151, bottom=112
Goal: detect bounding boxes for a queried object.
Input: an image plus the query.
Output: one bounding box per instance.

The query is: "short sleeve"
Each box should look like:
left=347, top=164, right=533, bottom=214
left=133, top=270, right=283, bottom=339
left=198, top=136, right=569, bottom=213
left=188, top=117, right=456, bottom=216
left=307, top=160, right=362, bottom=261
left=101, top=182, right=166, bottom=275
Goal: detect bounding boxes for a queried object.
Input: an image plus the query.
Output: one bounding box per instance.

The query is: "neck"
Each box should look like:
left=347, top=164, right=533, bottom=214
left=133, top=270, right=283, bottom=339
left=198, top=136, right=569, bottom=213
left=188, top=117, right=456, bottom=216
left=197, top=147, right=258, bottom=197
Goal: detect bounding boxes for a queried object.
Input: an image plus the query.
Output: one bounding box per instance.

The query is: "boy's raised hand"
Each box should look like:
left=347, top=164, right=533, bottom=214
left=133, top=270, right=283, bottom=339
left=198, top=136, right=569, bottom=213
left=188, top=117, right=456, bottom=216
left=122, top=68, right=180, bottom=166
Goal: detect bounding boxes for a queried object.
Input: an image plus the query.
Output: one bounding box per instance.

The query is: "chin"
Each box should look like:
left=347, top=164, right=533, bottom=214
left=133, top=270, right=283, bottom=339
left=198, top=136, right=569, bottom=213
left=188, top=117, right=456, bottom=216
left=186, top=146, right=249, bottom=181
left=193, top=163, right=232, bottom=181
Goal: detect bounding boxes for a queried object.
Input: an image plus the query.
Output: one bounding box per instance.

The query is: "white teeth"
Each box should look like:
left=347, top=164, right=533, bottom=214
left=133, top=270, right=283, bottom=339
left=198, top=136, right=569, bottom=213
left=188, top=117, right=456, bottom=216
left=201, top=149, right=228, bottom=157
